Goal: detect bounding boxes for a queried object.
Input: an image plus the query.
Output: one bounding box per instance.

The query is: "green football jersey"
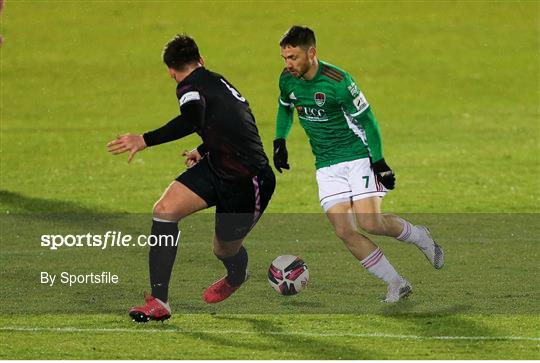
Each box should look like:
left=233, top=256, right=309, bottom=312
left=276, top=60, right=384, bottom=169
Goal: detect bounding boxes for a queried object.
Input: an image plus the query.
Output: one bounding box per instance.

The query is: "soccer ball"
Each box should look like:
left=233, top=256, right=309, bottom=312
left=268, top=255, right=309, bottom=295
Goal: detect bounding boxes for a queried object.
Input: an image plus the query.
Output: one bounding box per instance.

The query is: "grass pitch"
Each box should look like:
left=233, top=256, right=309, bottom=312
left=1, top=1, right=539, bottom=360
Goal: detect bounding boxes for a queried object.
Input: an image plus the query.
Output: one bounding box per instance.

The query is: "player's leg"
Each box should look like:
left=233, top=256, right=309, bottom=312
left=325, top=200, right=408, bottom=302
left=212, top=235, right=248, bottom=285
left=203, top=235, right=248, bottom=304
left=351, top=196, right=400, bottom=236
left=149, top=180, right=208, bottom=301
left=349, top=158, right=444, bottom=269
left=318, top=161, right=409, bottom=302
left=203, top=164, right=276, bottom=304
left=352, top=197, right=444, bottom=269
left=130, top=159, right=214, bottom=322
left=129, top=181, right=208, bottom=322
left=325, top=201, right=378, bottom=260
left=318, top=162, right=383, bottom=260
left=129, top=181, right=209, bottom=322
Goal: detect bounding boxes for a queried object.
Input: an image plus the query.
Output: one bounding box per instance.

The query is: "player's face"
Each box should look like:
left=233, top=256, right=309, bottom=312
left=281, top=45, right=315, bottom=78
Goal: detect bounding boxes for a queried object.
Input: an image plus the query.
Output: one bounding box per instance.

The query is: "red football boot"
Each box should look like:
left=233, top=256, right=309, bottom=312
left=203, top=276, right=243, bottom=304
left=129, top=292, right=171, bottom=322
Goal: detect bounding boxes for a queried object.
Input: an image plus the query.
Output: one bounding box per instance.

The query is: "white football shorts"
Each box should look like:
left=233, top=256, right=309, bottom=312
left=316, top=157, right=387, bottom=212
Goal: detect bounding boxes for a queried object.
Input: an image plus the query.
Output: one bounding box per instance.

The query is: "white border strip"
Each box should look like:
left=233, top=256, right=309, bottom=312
left=279, top=98, right=291, bottom=107
left=1, top=326, right=538, bottom=341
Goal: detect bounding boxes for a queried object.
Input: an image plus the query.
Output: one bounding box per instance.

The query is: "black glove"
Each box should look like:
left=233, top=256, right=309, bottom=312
left=273, top=138, right=290, bottom=173
left=372, top=158, right=395, bottom=190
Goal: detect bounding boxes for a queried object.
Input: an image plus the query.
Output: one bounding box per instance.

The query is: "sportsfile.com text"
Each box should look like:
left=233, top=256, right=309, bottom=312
left=40, top=231, right=181, bottom=250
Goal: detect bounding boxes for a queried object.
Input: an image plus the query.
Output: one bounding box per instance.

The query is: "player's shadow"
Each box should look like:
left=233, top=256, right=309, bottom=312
left=380, top=302, right=470, bottom=316
left=0, top=189, right=149, bottom=231
left=178, top=314, right=382, bottom=360
left=380, top=304, right=504, bottom=341
left=0, top=190, right=106, bottom=214
left=0, top=189, right=119, bottom=228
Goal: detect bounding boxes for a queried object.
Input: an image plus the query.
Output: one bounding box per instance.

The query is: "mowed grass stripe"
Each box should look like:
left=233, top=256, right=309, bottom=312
left=1, top=326, right=538, bottom=342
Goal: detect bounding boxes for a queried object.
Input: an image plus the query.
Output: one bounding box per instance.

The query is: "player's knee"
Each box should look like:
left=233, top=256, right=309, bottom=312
left=153, top=200, right=179, bottom=221
left=334, top=225, right=357, bottom=242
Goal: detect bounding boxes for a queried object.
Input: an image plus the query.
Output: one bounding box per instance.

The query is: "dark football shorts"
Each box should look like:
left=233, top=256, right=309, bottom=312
left=176, top=156, right=276, bottom=242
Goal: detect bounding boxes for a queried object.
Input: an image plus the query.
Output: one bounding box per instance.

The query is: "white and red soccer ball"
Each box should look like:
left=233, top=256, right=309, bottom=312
left=268, top=255, right=309, bottom=295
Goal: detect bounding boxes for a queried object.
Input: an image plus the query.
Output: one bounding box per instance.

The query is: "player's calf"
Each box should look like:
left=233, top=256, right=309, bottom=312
left=355, top=213, right=387, bottom=235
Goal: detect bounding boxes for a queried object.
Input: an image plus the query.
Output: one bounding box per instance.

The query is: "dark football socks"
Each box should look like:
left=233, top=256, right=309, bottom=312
left=149, top=218, right=180, bottom=302
left=221, top=246, right=248, bottom=286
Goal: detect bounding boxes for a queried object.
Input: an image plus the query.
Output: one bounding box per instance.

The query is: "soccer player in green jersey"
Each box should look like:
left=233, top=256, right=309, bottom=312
left=274, top=26, right=444, bottom=303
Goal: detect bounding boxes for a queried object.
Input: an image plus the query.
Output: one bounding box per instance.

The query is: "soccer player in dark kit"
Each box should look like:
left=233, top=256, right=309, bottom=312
left=107, top=34, right=275, bottom=322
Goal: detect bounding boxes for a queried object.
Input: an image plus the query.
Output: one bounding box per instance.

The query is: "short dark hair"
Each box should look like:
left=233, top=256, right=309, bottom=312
left=279, top=26, right=316, bottom=49
left=162, top=34, right=201, bottom=70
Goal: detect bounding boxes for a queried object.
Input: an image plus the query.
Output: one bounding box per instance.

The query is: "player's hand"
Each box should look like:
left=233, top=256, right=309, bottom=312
left=182, top=148, right=201, bottom=168
left=372, top=158, right=395, bottom=190
left=273, top=138, right=290, bottom=173
left=107, top=134, right=147, bottom=163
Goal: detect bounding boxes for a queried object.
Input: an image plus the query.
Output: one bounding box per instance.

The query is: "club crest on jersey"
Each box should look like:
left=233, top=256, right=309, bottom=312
left=314, top=92, right=326, bottom=107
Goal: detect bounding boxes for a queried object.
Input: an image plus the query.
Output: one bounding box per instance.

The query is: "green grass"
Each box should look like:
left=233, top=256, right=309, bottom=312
left=1, top=314, right=538, bottom=359
left=1, top=0, right=539, bottom=360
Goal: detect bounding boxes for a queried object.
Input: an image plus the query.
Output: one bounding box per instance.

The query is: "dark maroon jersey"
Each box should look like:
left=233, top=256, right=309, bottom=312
left=176, top=67, right=269, bottom=179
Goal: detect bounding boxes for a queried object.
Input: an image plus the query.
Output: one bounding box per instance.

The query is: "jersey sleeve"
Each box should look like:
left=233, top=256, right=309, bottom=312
left=177, top=83, right=202, bottom=108
left=275, top=72, right=294, bottom=139
left=142, top=83, right=206, bottom=147
left=176, top=81, right=207, bottom=130
left=336, top=73, right=384, bottom=162
left=142, top=113, right=196, bottom=147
